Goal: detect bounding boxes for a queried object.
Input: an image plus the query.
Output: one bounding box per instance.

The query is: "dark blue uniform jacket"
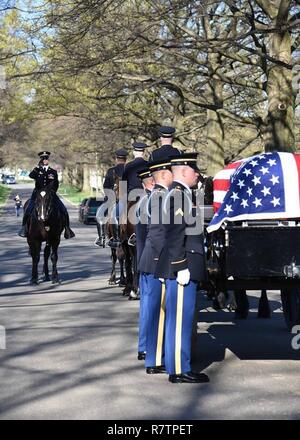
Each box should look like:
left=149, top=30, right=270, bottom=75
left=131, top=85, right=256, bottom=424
left=138, top=184, right=168, bottom=275
left=154, top=181, right=206, bottom=282
left=29, top=166, right=59, bottom=192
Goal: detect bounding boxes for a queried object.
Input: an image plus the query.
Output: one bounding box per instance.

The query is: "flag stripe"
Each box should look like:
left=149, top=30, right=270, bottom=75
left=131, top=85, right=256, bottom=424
left=279, top=152, right=300, bottom=214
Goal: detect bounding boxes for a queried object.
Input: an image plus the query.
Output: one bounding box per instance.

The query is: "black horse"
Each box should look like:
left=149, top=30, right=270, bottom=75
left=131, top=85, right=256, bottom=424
left=24, top=186, right=66, bottom=285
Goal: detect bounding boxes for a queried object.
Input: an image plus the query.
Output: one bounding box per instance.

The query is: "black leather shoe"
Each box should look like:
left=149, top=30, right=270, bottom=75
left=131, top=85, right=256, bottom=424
left=169, top=371, right=209, bottom=383
left=18, top=225, right=27, bottom=238
left=64, top=227, right=75, bottom=239
left=146, top=365, right=166, bottom=374
left=137, top=351, right=146, bottom=361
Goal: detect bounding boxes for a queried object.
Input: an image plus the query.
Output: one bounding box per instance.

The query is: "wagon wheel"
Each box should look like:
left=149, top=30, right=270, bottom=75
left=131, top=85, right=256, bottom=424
left=280, top=288, right=300, bottom=331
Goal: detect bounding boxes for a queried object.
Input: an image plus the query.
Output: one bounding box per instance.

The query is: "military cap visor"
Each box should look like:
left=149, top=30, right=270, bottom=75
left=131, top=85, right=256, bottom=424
left=149, top=159, right=172, bottom=172
left=115, top=148, right=128, bottom=158
left=137, top=168, right=152, bottom=180
left=159, top=126, right=175, bottom=138
left=170, top=153, right=200, bottom=172
left=38, top=151, right=51, bottom=158
left=132, top=142, right=148, bottom=151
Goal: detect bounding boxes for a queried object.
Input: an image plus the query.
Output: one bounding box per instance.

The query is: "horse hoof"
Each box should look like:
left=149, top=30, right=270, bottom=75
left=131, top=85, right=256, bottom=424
left=129, top=291, right=139, bottom=300
left=119, top=279, right=126, bottom=287
left=108, top=280, right=116, bottom=285
left=52, top=278, right=61, bottom=284
left=30, top=279, right=39, bottom=286
left=43, top=276, right=51, bottom=282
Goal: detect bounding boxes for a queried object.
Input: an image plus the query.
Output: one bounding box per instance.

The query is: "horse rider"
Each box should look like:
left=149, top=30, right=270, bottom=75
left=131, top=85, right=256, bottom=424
left=121, top=142, right=148, bottom=193
left=95, top=148, right=128, bottom=247
left=110, top=141, right=148, bottom=247
left=103, top=148, right=128, bottom=194
left=150, top=126, right=181, bottom=161
left=154, top=153, right=209, bottom=384
left=138, top=157, right=174, bottom=371
left=18, top=151, right=75, bottom=239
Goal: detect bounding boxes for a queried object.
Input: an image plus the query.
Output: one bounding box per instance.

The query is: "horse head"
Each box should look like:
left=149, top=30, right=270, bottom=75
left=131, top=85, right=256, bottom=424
left=35, top=186, right=55, bottom=222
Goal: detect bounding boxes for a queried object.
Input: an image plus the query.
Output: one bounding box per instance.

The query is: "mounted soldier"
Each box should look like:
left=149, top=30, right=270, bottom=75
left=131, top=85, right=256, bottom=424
left=95, top=148, right=128, bottom=247
left=110, top=141, right=148, bottom=248
left=150, top=126, right=181, bottom=161
left=18, top=151, right=75, bottom=239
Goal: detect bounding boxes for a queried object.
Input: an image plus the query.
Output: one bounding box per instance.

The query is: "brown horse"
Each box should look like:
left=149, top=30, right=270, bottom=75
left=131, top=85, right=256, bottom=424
left=105, top=208, right=126, bottom=286
left=96, top=172, right=126, bottom=286
left=120, top=199, right=139, bottom=299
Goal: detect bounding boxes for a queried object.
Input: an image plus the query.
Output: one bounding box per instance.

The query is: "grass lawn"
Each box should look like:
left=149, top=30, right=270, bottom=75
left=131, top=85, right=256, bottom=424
left=58, top=184, right=95, bottom=205
left=0, top=184, right=11, bottom=206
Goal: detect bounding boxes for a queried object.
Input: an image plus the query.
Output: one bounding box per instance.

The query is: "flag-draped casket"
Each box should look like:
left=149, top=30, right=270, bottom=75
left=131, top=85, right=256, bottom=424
left=207, top=152, right=300, bottom=233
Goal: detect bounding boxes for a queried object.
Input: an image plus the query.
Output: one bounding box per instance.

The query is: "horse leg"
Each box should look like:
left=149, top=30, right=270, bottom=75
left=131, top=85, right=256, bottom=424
left=123, top=243, right=133, bottom=296
left=258, top=289, right=271, bottom=318
left=29, top=241, right=41, bottom=285
left=234, top=289, right=249, bottom=319
left=43, top=243, right=51, bottom=282
left=128, top=249, right=139, bottom=300
left=50, top=239, right=60, bottom=284
left=119, top=256, right=126, bottom=286
left=108, top=249, right=117, bottom=285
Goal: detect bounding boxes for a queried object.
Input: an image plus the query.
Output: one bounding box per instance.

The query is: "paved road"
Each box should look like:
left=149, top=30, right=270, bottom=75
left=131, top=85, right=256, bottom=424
left=0, top=184, right=300, bottom=420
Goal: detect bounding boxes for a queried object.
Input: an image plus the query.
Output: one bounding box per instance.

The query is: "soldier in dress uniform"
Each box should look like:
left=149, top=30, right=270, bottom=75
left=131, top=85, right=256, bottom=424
left=136, top=167, right=155, bottom=360
left=121, top=142, right=148, bottom=193
left=138, top=158, right=174, bottom=372
left=108, top=142, right=149, bottom=247
left=150, top=126, right=181, bottom=161
left=103, top=148, right=128, bottom=194
left=18, top=151, right=75, bottom=239
left=155, top=152, right=209, bottom=384
left=95, top=148, right=128, bottom=247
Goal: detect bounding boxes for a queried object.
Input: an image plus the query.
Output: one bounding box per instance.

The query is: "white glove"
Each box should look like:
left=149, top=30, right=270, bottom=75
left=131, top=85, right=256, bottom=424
left=159, top=278, right=165, bottom=283
left=176, top=269, right=190, bottom=286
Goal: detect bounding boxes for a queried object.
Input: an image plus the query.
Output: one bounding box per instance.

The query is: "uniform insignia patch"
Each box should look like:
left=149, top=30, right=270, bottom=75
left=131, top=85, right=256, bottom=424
left=45, top=226, right=50, bottom=231
left=175, top=208, right=184, bottom=217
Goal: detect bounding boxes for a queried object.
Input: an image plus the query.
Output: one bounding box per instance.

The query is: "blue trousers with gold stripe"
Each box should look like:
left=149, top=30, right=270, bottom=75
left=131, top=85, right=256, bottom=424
left=138, top=273, right=151, bottom=353
left=144, top=275, right=166, bottom=368
left=165, top=279, right=197, bottom=375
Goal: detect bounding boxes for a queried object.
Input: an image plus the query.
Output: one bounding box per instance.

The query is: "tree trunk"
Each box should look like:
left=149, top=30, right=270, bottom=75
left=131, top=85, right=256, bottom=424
left=204, top=16, right=225, bottom=176
left=206, top=76, right=225, bottom=176
left=263, top=4, right=295, bottom=152
left=82, top=163, right=91, bottom=193
left=62, top=166, right=71, bottom=186
left=71, top=164, right=83, bottom=190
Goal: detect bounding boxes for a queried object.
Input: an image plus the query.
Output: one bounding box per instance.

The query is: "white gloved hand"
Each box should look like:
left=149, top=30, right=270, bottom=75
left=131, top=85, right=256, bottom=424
left=159, top=278, right=165, bottom=283
left=176, top=268, right=190, bottom=286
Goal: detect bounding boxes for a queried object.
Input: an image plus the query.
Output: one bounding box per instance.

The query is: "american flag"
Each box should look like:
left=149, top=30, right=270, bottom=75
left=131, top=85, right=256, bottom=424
left=207, top=152, right=300, bottom=233
left=213, top=159, right=245, bottom=212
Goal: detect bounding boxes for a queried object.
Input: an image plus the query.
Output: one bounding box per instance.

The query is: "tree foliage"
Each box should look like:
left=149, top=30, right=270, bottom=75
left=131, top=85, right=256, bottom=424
left=1, top=0, right=300, bottom=178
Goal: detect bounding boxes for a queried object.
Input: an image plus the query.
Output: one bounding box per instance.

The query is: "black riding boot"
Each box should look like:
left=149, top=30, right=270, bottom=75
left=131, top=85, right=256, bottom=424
left=18, top=213, right=29, bottom=237
left=108, top=223, right=121, bottom=248
left=95, top=223, right=106, bottom=247
left=63, top=212, right=75, bottom=239
left=18, top=224, right=28, bottom=238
